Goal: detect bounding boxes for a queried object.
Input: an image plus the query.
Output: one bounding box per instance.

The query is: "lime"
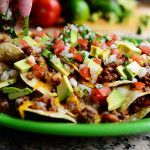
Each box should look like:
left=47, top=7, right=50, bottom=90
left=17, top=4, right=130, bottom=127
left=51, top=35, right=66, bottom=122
left=70, top=0, right=90, bottom=24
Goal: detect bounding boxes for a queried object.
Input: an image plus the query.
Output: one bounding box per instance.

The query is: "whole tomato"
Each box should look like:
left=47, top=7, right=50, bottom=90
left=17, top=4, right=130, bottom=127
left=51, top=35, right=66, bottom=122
left=32, top=0, right=62, bottom=27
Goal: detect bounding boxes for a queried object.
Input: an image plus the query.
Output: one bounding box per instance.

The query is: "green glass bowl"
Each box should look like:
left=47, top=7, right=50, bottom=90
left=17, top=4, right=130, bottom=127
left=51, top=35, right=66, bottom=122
left=0, top=113, right=150, bottom=136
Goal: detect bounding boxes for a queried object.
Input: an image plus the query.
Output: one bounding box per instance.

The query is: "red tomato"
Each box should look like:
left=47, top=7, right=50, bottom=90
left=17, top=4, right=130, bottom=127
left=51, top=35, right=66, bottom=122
left=52, top=39, right=65, bottom=54
left=78, top=39, right=88, bottom=47
left=32, top=30, right=46, bottom=37
left=20, top=39, right=29, bottom=48
left=111, top=48, right=119, bottom=55
left=106, top=34, right=117, bottom=47
left=92, top=40, right=102, bottom=48
left=139, top=45, right=150, bottom=55
left=80, top=66, right=91, bottom=79
left=69, top=47, right=76, bottom=53
left=32, top=0, right=62, bottom=27
left=53, top=30, right=60, bottom=38
left=133, top=82, right=145, bottom=90
left=91, top=87, right=111, bottom=103
left=93, top=58, right=101, bottom=65
left=32, top=64, right=45, bottom=79
left=131, top=55, right=143, bottom=66
left=74, top=53, right=83, bottom=63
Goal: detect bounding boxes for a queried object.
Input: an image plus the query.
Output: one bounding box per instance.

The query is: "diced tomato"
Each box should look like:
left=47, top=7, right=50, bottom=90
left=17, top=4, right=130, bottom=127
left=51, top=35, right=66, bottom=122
left=69, top=47, right=76, bottom=53
left=91, top=89, right=104, bottom=103
left=92, top=40, right=102, bottom=48
left=74, top=53, right=83, bottom=63
left=93, top=58, right=101, bottom=64
left=139, top=45, right=150, bottom=55
left=32, top=30, right=46, bottom=37
left=111, top=48, right=119, bottom=55
left=32, top=64, right=45, bottom=79
left=78, top=39, right=88, bottom=47
left=131, top=55, right=143, bottom=66
left=106, top=34, right=117, bottom=47
left=53, top=30, right=60, bottom=38
left=133, top=82, right=145, bottom=90
left=52, top=39, right=65, bottom=54
left=20, top=40, right=29, bottom=48
left=80, top=66, right=91, bottom=79
left=91, top=87, right=111, bottom=103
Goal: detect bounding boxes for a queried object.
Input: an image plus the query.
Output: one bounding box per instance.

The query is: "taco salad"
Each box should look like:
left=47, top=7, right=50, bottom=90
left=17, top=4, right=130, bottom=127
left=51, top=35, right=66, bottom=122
left=0, top=24, right=150, bottom=123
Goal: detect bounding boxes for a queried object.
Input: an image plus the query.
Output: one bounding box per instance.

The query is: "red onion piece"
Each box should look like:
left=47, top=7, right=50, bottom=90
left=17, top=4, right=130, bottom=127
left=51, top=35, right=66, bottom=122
left=0, top=0, right=9, bottom=13
left=18, top=0, right=32, bottom=17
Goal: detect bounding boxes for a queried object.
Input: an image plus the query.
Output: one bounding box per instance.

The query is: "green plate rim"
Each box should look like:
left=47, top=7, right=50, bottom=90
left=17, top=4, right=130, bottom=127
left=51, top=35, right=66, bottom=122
left=0, top=113, right=150, bottom=136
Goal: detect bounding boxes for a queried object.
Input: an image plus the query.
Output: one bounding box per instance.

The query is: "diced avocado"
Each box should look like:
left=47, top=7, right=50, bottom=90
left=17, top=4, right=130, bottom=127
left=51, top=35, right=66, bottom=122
left=70, top=30, right=78, bottom=46
left=42, top=49, right=69, bottom=76
left=107, top=89, right=124, bottom=111
left=0, top=78, right=16, bottom=89
left=57, top=75, right=73, bottom=101
left=117, top=41, right=141, bottom=57
left=1, top=87, right=21, bottom=93
left=8, top=87, right=33, bottom=100
left=14, top=58, right=32, bottom=73
left=41, top=35, right=49, bottom=44
left=51, top=60, right=69, bottom=76
left=87, top=59, right=103, bottom=76
left=116, top=85, right=131, bottom=98
left=42, top=49, right=52, bottom=58
left=90, top=45, right=103, bottom=57
left=124, top=61, right=142, bottom=80
left=23, top=36, right=38, bottom=47
left=116, top=66, right=127, bottom=80
left=99, top=50, right=111, bottom=61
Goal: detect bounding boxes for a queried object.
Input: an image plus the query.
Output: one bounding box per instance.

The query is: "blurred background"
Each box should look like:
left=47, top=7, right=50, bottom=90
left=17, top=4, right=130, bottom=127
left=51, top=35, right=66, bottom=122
left=29, top=0, right=150, bottom=37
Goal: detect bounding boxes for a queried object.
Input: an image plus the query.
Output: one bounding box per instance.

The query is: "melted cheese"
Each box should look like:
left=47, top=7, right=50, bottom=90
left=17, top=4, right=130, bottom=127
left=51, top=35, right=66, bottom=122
left=18, top=100, right=32, bottom=119
left=34, top=80, right=51, bottom=91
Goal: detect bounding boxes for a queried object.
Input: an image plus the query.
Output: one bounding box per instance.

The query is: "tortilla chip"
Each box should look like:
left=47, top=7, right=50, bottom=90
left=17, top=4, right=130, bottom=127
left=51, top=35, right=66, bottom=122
left=120, top=91, right=150, bottom=112
left=20, top=73, right=57, bottom=97
left=106, top=80, right=134, bottom=87
left=125, top=107, right=150, bottom=121
left=0, top=43, right=26, bottom=62
left=25, top=108, right=77, bottom=123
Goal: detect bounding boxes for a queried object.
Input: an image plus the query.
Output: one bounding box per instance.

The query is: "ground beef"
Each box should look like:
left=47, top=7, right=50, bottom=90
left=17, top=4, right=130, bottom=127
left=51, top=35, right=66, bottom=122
left=30, top=97, right=58, bottom=112
left=22, top=46, right=33, bottom=56
left=101, top=113, right=119, bottom=122
left=97, top=63, right=120, bottom=83
left=77, top=106, right=99, bottom=123
left=0, top=96, right=9, bottom=114
left=129, top=95, right=150, bottom=114
left=26, top=72, right=35, bottom=80
left=141, top=73, right=150, bottom=90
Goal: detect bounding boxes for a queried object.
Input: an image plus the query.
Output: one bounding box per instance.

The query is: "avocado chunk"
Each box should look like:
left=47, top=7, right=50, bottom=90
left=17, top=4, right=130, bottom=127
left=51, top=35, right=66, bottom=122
left=124, top=61, right=142, bottom=80
left=107, top=89, right=124, bottom=111
left=57, top=75, right=73, bottom=101
left=14, top=58, right=32, bottom=73
left=117, top=41, right=141, bottom=57
left=42, top=49, right=69, bottom=76
left=23, top=36, right=38, bottom=47
left=0, top=78, right=16, bottom=89
left=70, top=30, right=78, bottom=46
left=90, top=45, right=103, bottom=57
left=99, top=50, right=111, bottom=61
left=1, top=87, right=21, bottom=93
left=8, top=87, right=33, bottom=100
left=41, top=35, right=50, bottom=44
left=116, top=66, right=127, bottom=80
left=51, top=60, right=69, bottom=76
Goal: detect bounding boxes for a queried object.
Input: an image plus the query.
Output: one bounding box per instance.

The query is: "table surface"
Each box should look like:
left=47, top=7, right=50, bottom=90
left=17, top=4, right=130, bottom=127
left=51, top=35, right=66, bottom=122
left=0, top=127, right=149, bottom=150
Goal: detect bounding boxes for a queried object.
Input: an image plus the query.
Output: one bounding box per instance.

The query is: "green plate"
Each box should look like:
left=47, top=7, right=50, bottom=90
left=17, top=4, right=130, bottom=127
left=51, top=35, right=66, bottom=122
left=0, top=113, right=150, bottom=136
